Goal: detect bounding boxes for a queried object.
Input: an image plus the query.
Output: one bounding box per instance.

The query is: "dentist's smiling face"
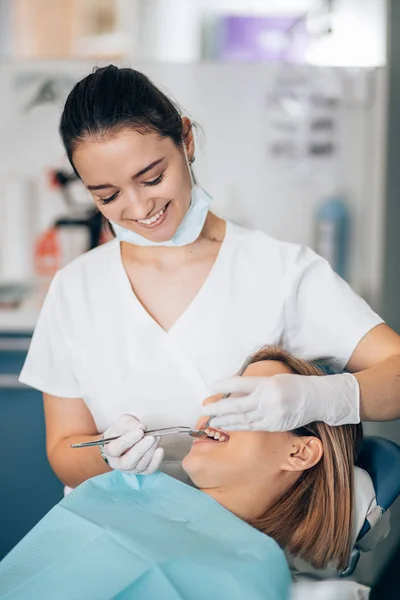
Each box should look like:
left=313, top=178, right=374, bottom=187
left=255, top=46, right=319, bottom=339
left=182, top=361, right=300, bottom=490
left=72, top=127, right=193, bottom=243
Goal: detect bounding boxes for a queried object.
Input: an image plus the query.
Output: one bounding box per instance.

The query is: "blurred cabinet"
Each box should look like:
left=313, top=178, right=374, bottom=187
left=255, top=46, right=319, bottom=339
left=0, top=335, right=63, bottom=560
left=12, top=0, right=124, bottom=59
left=13, top=0, right=75, bottom=58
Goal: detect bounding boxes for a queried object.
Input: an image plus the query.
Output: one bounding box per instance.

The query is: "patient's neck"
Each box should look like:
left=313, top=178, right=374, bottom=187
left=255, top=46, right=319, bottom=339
left=200, top=477, right=289, bottom=522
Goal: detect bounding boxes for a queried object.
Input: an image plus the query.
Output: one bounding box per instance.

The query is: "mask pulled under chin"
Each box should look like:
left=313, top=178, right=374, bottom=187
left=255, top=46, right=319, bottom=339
left=110, top=186, right=212, bottom=248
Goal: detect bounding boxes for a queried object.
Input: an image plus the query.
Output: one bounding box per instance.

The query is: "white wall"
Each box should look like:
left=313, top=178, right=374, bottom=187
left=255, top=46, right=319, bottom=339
left=0, top=61, right=387, bottom=311
left=138, top=63, right=386, bottom=306
left=134, top=0, right=203, bottom=62
left=306, top=0, right=387, bottom=66
left=192, top=0, right=313, bottom=14
left=127, top=0, right=314, bottom=62
left=123, top=0, right=387, bottom=65
left=0, top=0, right=13, bottom=59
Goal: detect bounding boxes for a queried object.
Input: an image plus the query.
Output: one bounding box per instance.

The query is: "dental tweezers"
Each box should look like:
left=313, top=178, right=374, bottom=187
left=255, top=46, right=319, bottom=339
left=71, top=426, right=205, bottom=449
left=72, top=354, right=254, bottom=449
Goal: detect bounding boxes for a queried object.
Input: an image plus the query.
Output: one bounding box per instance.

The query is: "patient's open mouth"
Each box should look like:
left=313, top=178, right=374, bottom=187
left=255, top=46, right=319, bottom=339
left=204, top=428, right=229, bottom=442
left=194, top=426, right=230, bottom=444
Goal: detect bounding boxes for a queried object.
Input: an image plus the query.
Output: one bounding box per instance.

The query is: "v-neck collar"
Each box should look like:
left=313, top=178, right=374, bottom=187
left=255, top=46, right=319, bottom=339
left=115, top=221, right=232, bottom=337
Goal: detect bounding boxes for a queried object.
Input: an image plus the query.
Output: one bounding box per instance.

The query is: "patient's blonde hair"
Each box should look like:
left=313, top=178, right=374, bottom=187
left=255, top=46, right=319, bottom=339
left=247, top=346, right=362, bottom=570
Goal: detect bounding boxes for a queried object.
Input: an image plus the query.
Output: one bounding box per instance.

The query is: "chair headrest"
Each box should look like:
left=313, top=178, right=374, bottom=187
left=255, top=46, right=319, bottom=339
left=356, top=436, right=400, bottom=540
left=357, top=436, right=400, bottom=510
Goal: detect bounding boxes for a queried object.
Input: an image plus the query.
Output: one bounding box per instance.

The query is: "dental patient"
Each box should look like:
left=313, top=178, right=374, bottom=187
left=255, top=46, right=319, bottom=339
left=0, top=347, right=361, bottom=600
left=184, top=346, right=362, bottom=573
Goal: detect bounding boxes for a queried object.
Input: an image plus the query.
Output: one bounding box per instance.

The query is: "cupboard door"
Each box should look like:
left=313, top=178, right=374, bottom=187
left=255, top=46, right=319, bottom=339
left=0, top=376, right=63, bottom=559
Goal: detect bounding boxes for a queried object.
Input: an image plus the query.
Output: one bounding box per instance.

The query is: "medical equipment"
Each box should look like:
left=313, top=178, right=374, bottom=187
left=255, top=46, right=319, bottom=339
left=71, top=426, right=206, bottom=448
left=71, top=352, right=255, bottom=451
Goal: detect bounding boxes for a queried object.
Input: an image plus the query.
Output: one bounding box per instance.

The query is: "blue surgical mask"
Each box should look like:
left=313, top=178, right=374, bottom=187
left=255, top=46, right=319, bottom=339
left=110, top=149, right=212, bottom=247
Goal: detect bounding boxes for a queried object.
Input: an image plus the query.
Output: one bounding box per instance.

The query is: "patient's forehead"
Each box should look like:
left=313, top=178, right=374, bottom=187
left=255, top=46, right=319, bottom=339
left=244, top=360, right=293, bottom=377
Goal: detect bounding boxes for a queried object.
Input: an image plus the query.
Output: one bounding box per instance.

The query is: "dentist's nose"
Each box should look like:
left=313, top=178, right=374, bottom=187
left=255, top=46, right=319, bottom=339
left=122, top=189, right=154, bottom=220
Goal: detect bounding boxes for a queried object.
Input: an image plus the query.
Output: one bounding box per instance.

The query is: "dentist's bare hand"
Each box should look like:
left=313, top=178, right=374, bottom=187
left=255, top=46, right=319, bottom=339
left=102, top=414, right=164, bottom=474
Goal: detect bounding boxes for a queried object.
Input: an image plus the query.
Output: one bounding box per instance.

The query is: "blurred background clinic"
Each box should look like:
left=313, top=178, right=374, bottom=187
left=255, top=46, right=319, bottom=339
left=0, top=0, right=399, bottom=597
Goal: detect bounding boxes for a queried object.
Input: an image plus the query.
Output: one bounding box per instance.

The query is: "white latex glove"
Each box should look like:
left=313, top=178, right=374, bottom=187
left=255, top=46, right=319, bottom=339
left=202, top=373, right=360, bottom=432
left=103, top=414, right=164, bottom=474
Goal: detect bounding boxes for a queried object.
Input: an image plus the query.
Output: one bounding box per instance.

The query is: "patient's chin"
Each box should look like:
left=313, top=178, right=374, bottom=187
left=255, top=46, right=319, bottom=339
left=182, top=451, right=208, bottom=483
left=181, top=451, right=196, bottom=476
left=182, top=464, right=212, bottom=489
left=182, top=450, right=225, bottom=489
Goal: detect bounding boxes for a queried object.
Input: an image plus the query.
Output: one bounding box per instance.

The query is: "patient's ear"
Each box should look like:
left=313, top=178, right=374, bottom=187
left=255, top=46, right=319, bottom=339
left=282, top=435, right=323, bottom=472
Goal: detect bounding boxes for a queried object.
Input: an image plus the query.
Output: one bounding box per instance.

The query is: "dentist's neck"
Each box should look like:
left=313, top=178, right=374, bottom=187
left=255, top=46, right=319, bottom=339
left=121, top=212, right=224, bottom=266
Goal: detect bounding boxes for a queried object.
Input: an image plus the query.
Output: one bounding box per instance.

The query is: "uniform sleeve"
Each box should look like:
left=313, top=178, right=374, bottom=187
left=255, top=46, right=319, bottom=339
left=282, top=244, right=384, bottom=371
left=19, top=273, right=81, bottom=398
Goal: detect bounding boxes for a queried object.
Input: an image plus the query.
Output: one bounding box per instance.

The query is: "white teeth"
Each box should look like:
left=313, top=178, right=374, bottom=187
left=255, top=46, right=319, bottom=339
left=204, top=428, right=227, bottom=442
left=137, top=206, right=165, bottom=225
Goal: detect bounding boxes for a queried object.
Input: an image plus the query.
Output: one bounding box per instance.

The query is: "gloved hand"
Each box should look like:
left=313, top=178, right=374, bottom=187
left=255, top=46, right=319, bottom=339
left=201, top=373, right=360, bottom=432
left=102, top=414, right=164, bottom=474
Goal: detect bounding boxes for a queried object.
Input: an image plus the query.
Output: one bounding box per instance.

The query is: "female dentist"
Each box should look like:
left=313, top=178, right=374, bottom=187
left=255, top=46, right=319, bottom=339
left=20, top=65, right=400, bottom=490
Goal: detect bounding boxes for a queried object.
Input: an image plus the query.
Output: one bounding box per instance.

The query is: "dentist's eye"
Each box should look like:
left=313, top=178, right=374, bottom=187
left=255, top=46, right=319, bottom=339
left=99, top=191, right=119, bottom=205
left=143, top=172, right=164, bottom=187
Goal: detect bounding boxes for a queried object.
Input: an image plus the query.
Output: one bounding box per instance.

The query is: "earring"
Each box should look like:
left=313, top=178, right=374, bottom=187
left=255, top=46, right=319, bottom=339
left=189, top=156, right=196, bottom=165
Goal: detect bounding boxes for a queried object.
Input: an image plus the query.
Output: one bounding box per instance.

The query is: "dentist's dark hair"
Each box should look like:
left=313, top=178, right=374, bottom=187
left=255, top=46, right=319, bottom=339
left=59, top=64, right=189, bottom=177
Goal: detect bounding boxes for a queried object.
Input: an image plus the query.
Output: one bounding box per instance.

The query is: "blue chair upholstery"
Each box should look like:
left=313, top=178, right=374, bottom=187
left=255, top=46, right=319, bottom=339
left=341, top=435, right=400, bottom=577
left=356, top=436, right=400, bottom=540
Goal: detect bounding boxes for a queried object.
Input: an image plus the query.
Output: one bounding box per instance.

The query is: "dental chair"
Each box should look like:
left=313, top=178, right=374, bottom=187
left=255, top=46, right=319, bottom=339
left=311, top=365, right=400, bottom=576
left=342, top=435, right=400, bottom=577
left=291, top=435, right=400, bottom=600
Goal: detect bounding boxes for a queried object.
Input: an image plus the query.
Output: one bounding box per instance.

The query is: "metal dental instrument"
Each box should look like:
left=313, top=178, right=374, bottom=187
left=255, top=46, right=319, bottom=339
left=71, top=426, right=206, bottom=448
left=71, top=355, right=254, bottom=449
left=199, top=354, right=254, bottom=434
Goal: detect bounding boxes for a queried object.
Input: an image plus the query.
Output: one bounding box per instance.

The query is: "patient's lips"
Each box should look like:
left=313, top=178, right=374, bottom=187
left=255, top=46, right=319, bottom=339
left=193, top=425, right=230, bottom=445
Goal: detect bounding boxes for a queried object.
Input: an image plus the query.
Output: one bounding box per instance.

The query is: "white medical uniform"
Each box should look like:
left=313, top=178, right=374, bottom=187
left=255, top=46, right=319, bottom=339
left=20, top=222, right=383, bottom=478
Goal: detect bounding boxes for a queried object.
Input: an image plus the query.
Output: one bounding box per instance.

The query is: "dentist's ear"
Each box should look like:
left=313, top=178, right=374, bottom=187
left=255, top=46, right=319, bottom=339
left=283, top=435, right=324, bottom=473
left=181, top=116, right=195, bottom=161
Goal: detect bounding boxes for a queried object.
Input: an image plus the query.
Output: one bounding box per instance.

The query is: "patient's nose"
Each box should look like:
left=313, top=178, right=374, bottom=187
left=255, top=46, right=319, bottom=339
left=202, top=393, right=223, bottom=408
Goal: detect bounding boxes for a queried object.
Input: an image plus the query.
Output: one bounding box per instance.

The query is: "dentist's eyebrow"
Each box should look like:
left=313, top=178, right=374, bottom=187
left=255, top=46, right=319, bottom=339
left=87, top=157, right=166, bottom=191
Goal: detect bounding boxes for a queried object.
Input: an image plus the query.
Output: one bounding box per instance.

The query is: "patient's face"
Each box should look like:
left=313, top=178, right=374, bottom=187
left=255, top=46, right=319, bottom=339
left=182, top=361, right=298, bottom=490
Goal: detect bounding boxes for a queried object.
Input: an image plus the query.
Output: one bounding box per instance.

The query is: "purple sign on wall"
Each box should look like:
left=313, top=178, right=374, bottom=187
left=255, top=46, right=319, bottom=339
left=217, top=15, right=309, bottom=63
